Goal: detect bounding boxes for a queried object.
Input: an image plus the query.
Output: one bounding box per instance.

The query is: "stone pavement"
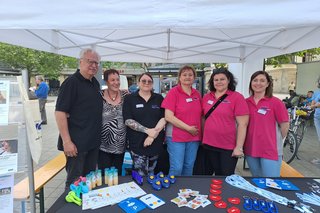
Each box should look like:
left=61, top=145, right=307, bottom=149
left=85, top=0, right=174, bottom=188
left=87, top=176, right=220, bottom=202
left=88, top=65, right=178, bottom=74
left=13, top=95, right=320, bottom=212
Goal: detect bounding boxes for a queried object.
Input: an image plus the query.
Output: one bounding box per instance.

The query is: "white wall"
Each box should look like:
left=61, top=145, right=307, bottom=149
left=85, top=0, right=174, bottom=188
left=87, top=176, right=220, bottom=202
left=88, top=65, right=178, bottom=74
left=296, top=62, right=320, bottom=94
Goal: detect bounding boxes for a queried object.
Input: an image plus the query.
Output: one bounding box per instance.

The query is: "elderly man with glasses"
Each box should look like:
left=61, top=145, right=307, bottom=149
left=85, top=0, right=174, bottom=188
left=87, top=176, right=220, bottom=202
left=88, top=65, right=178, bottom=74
left=55, top=48, right=103, bottom=189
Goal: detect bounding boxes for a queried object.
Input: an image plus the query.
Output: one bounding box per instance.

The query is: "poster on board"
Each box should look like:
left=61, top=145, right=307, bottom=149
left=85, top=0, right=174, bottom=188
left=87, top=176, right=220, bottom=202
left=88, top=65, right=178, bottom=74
left=0, top=80, right=10, bottom=125
left=0, top=139, right=18, bottom=175
left=0, top=174, right=14, bottom=213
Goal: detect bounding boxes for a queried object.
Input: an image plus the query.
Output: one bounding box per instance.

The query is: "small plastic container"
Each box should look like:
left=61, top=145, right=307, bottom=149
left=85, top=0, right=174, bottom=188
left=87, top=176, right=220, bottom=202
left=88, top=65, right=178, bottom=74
left=96, top=170, right=102, bottom=186
left=104, top=168, right=109, bottom=185
left=113, top=169, right=118, bottom=185
left=107, top=171, right=114, bottom=186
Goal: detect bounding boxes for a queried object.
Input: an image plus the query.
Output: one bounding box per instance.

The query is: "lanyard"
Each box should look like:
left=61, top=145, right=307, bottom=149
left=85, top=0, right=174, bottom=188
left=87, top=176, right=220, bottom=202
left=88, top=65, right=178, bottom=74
left=225, top=175, right=314, bottom=213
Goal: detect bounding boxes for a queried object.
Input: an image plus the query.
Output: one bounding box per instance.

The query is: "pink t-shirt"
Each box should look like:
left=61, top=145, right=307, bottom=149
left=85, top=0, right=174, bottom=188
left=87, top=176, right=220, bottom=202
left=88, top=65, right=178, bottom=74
left=202, top=90, right=249, bottom=150
left=161, top=85, right=202, bottom=142
left=244, top=96, right=289, bottom=160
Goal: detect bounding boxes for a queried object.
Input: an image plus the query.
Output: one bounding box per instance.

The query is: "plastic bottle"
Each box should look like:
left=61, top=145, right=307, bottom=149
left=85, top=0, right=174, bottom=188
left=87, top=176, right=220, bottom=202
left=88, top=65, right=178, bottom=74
left=113, top=169, right=118, bottom=185
left=104, top=168, right=109, bottom=185
left=107, top=170, right=114, bottom=186
left=91, top=171, right=96, bottom=189
left=96, top=170, right=102, bottom=186
left=86, top=174, right=92, bottom=191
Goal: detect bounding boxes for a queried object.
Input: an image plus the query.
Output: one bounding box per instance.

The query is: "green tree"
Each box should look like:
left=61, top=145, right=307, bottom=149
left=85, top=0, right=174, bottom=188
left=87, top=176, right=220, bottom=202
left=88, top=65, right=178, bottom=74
left=101, top=61, right=126, bottom=70
left=265, top=47, right=320, bottom=67
left=0, top=42, right=77, bottom=80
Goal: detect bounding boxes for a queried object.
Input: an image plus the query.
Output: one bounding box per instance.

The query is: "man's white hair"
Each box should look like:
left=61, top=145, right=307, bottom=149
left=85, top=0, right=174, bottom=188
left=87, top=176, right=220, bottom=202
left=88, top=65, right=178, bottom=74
left=35, top=75, right=44, bottom=81
left=79, top=48, right=101, bottom=61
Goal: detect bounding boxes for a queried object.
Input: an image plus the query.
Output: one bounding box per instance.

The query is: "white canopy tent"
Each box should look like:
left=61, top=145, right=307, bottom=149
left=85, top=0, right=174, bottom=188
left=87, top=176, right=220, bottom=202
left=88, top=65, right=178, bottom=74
left=1, top=0, right=320, bottom=94
left=1, top=1, right=320, bottom=212
left=1, top=0, right=320, bottom=63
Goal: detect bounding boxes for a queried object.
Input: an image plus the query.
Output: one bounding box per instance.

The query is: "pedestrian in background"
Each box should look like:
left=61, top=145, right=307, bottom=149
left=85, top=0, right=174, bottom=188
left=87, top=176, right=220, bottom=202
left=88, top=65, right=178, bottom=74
left=34, top=76, right=49, bottom=124
left=311, top=77, right=320, bottom=164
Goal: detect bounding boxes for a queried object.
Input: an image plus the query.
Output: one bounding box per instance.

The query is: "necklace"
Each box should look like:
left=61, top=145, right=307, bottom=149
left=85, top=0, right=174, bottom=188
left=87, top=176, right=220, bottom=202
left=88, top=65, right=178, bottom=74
left=106, top=89, right=119, bottom=101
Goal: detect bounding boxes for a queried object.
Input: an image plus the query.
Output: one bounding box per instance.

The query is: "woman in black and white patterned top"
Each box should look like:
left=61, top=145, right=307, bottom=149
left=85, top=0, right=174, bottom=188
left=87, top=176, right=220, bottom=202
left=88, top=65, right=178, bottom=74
left=98, top=69, right=129, bottom=172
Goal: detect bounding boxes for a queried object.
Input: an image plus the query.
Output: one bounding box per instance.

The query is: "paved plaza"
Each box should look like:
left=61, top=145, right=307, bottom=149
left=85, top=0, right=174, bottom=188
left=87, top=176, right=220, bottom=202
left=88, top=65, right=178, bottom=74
left=13, top=95, right=320, bottom=212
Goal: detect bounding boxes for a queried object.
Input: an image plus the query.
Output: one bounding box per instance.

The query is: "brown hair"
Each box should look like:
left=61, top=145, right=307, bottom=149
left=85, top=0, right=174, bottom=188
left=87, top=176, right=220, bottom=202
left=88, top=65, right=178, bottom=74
left=208, top=68, right=237, bottom=92
left=103, top=69, right=119, bottom=81
left=177, top=65, right=196, bottom=84
left=138, top=73, right=153, bottom=82
left=249, top=71, right=273, bottom=97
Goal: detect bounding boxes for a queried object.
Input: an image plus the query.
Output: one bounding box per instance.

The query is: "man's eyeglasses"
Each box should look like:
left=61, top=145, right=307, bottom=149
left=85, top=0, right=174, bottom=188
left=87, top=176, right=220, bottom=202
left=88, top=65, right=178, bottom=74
left=83, top=58, right=100, bottom=67
left=141, top=79, right=153, bottom=84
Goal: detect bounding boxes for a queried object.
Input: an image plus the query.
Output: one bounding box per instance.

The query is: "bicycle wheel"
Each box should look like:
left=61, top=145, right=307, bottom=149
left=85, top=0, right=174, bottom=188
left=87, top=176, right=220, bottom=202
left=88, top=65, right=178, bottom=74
left=296, top=120, right=306, bottom=148
left=283, top=131, right=298, bottom=164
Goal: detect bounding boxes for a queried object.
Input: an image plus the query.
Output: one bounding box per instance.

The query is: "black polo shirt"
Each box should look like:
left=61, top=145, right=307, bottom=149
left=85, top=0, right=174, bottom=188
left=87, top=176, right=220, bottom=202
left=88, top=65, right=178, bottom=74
left=56, top=70, right=103, bottom=152
left=123, top=92, right=165, bottom=156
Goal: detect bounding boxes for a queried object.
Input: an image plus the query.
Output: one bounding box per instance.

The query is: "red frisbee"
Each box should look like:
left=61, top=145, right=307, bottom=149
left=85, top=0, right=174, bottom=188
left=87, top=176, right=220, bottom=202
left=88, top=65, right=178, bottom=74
left=209, top=194, right=222, bottom=201
left=228, top=197, right=241, bottom=205
left=214, top=200, right=227, bottom=208
left=212, top=179, right=223, bottom=185
left=211, top=184, right=222, bottom=189
left=227, top=206, right=241, bottom=213
left=210, top=188, right=222, bottom=195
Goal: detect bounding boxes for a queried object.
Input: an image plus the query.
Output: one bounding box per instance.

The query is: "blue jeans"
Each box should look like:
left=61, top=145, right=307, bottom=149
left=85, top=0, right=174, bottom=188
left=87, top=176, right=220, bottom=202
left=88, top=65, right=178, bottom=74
left=246, top=156, right=282, bottom=177
left=166, top=137, right=199, bottom=176
left=314, top=117, right=320, bottom=142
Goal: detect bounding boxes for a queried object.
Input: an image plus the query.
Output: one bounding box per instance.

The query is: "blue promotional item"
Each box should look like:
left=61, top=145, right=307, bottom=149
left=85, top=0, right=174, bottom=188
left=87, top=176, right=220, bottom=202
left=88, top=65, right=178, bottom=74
left=132, top=170, right=143, bottom=185
left=161, top=177, right=170, bottom=188
left=147, top=173, right=156, bottom=184
left=139, top=194, right=165, bottom=209
left=152, top=179, right=162, bottom=190
left=167, top=174, right=176, bottom=184
left=156, top=172, right=164, bottom=180
left=252, top=197, right=261, bottom=211
left=243, top=196, right=252, bottom=210
left=252, top=178, right=299, bottom=191
left=118, top=197, right=146, bottom=213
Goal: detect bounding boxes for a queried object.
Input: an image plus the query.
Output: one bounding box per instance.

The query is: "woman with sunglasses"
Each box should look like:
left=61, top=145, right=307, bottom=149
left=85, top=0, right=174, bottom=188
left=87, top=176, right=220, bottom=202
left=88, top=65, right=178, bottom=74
left=161, top=65, right=202, bottom=176
left=98, top=69, right=129, bottom=173
left=123, top=73, right=166, bottom=176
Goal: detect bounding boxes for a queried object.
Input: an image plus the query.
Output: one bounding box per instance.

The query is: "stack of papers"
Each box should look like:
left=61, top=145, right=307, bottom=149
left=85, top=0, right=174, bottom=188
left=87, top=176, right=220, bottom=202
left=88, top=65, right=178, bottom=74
left=82, top=181, right=146, bottom=210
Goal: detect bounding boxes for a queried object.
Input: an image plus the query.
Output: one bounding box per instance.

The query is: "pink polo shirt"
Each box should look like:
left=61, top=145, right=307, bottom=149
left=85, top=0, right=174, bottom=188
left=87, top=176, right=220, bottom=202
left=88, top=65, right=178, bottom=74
left=161, top=85, right=202, bottom=142
left=244, top=96, right=289, bottom=160
left=202, top=90, right=249, bottom=150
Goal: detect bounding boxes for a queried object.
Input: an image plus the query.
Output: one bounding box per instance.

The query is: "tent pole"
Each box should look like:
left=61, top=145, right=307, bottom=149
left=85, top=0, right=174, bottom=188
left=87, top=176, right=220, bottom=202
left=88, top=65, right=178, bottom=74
left=25, top=128, right=36, bottom=213
left=22, top=69, right=36, bottom=213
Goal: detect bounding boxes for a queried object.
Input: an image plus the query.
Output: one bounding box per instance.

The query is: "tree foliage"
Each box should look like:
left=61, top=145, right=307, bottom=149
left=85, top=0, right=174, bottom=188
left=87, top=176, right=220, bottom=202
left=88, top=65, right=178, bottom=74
left=101, top=61, right=126, bottom=70
left=0, top=42, right=77, bottom=80
left=265, top=47, right=320, bottom=67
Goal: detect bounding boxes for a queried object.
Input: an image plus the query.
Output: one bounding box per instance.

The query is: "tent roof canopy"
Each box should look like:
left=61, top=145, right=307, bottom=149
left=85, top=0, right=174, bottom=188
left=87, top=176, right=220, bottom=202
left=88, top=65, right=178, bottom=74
left=1, top=0, right=320, bottom=63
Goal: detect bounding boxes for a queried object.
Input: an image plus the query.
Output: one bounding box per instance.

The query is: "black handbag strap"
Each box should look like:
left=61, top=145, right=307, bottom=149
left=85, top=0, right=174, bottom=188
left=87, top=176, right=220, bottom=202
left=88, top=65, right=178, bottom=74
left=204, top=94, right=228, bottom=120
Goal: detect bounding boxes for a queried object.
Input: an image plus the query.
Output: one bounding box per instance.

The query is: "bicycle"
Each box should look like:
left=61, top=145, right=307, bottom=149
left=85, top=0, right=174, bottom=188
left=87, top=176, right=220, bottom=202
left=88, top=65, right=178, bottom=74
left=283, top=106, right=313, bottom=164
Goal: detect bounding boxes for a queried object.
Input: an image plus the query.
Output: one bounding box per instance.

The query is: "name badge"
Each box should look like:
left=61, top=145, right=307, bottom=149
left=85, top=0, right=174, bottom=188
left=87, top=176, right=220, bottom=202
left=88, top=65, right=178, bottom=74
left=207, top=100, right=214, bottom=105
left=136, top=104, right=144, bottom=108
left=257, top=108, right=267, bottom=115
left=186, top=98, right=193, bottom=103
